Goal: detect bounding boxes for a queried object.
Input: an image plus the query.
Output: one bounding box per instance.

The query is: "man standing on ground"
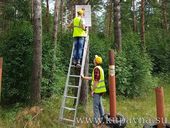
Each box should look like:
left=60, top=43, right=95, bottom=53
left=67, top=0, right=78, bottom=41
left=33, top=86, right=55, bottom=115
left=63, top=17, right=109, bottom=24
left=68, top=9, right=86, bottom=67
left=82, top=55, right=106, bottom=128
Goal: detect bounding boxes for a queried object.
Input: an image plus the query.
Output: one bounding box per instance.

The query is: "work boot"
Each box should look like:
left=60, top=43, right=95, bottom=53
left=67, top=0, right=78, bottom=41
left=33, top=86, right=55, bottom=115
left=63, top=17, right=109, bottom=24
left=76, top=60, right=81, bottom=68
left=77, top=59, right=81, bottom=64
left=72, top=59, right=76, bottom=65
left=76, top=63, right=81, bottom=68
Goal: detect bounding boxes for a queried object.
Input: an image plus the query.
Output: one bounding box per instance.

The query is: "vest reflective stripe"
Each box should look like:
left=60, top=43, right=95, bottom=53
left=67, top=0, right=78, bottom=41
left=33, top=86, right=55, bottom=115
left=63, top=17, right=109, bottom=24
left=91, top=66, right=106, bottom=93
left=73, top=17, right=86, bottom=37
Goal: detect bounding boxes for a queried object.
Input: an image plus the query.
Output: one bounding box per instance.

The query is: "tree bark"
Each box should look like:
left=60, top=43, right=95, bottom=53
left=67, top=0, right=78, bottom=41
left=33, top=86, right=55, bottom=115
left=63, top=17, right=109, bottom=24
left=31, top=0, right=33, bottom=22
left=114, top=0, right=122, bottom=52
left=105, top=0, right=113, bottom=40
left=0, top=0, right=4, bottom=33
left=31, top=0, right=42, bottom=103
left=141, top=0, right=145, bottom=49
left=66, top=0, right=71, bottom=24
left=80, top=44, right=89, bottom=105
left=45, top=0, right=50, bottom=32
left=59, top=0, right=63, bottom=33
left=162, top=0, right=168, bottom=31
left=132, top=0, right=137, bottom=32
left=108, top=0, right=113, bottom=41
left=52, top=0, right=60, bottom=73
left=85, top=0, right=90, bottom=4
left=78, top=0, right=89, bottom=105
left=53, top=0, right=59, bottom=42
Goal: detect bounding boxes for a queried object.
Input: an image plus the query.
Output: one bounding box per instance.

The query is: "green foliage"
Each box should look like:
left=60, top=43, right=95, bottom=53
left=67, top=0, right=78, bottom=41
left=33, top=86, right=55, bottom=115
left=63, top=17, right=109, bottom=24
left=41, top=34, right=66, bottom=98
left=0, top=104, right=21, bottom=127
left=87, top=32, right=154, bottom=97
left=0, top=22, right=66, bottom=103
left=116, top=32, right=154, bottom=97
left=145, top=29, right=170, bottom=74
left=0, top=21, right=33, bottom=104
left=115, top=52, right=133, bottom=96
left=4, top=0, right=31, bottom=21
left=89, top=33, right=110, bottom=70
left=57, top=32, right=73, bottom=71
left=41, top=35, right=54, bottom=98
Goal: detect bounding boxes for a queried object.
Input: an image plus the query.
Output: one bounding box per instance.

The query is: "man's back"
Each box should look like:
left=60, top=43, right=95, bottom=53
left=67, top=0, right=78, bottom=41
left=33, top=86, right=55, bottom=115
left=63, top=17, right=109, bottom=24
left=73, top=16, right=86, bottom=37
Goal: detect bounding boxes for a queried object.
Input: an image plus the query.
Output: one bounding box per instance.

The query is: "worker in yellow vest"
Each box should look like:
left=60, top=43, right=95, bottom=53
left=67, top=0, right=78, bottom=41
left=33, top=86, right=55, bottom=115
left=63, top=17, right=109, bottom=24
left=82, top=55, right=106, bottom=127
left=68, top=9, right=87, bottom=67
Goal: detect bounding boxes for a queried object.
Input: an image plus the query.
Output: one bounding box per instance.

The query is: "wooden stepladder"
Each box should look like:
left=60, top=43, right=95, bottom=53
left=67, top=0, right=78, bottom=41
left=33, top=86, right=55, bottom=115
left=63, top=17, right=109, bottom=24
left=60, top=36, right=89, bottom=127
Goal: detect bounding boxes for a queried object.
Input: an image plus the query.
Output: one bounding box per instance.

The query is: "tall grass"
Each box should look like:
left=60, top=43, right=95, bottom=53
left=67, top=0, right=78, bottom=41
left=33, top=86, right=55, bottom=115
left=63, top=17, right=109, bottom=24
left=0, top=85, right=170, bottom=128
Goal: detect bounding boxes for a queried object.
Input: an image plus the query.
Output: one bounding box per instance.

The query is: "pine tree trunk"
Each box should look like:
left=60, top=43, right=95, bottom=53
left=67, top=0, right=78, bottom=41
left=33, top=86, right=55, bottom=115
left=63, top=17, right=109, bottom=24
left=91, top=12, right=97, bottom=33
left=104, top=2, right=110, bottom=38
left=66, top=1, right=74, bottom=24
left=52, top=0, right=60, bottom=73
left=80, top=45, right=89, bottom=105
left=132, top=0, right=137, bottom=32
left=108, top=0, right=113, bottom=41
left=31, top=0, right=42, bottom=103
left=85, top=0, right=90, bottom=4
left=0, top=0, right=3, bottom=33
left=71, top=4, right=75, bottom=20
left=31, top=0, right=33, bottom=22
left=45, top=0, right=50, bottom=32
left=59, top=0, right=63, bottom=33
left=105, top=0, right=113, bottom=40
left=114, top=0, right=122, bottom=52
left=76, top=0, right=89, bottom=105
left=66, top=0, right=71, bottom=24
left=141, top=0, right=145, bottom=49
left=162, top=0, right=168, bottom=31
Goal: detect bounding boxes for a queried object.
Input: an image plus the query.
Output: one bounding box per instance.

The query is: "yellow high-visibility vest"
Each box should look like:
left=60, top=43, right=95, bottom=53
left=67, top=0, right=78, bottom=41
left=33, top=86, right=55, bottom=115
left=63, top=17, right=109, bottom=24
left=73, top=17, right=86, bottom=37
left=91, top=66, right=106, bottom=93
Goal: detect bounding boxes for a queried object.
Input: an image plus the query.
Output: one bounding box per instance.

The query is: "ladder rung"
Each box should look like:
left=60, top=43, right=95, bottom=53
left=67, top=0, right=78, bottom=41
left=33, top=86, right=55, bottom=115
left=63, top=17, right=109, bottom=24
left=65, top=96, right=78, bottom=99
left=71, top=65, right=82, bottom=69
left=71, top=64, right=81, bottom=67
left=69, top=75, right=81, bottom=78
left=62, top=118, right=75, bottom=122
left=64, top=107, right=76, bottom=111
left=67, top=85, right=79, bottom=88
left=71, top=65, right=76, bottom=67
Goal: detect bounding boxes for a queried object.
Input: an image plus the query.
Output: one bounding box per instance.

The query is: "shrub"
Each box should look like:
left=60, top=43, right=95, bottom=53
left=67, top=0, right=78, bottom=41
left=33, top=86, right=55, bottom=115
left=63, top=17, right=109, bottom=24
left=0, top=21, right=33, bottom=104
left=41, top=34, right=66, bottom=98
left=145, top=29, right=170, bottom=74
left=79, top=32, right=154, bottom=97
left=116, top=32, right=154, bottom=97
left=0, top=22, right=66, bottom=104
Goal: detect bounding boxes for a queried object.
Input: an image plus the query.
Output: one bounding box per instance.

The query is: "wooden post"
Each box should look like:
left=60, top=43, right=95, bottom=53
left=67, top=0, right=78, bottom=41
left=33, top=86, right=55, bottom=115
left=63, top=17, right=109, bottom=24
left=0, top=57, right=3, bottom=102
left=155, top=87, right=165, bottom=128
left=109, top=50, right=116, bottom=119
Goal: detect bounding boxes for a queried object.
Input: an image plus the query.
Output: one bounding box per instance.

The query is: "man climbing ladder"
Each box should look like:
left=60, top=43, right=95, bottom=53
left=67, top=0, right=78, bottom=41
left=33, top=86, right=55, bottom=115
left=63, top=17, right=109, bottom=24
left=68, top=9, right=87, bottom=67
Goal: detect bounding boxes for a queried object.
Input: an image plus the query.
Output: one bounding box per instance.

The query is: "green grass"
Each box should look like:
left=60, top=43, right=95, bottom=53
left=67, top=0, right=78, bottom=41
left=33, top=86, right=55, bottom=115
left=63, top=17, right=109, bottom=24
left=0, top=85, right=170, bottom=128
left=81, top=85, right=170, bottom=128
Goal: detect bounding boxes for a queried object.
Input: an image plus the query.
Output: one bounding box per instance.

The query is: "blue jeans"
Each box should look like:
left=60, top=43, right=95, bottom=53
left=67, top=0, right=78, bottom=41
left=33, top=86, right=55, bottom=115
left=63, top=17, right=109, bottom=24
left=93, top=93, right=104, bottom=124
left=73, top=37, right=85, bottom=62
